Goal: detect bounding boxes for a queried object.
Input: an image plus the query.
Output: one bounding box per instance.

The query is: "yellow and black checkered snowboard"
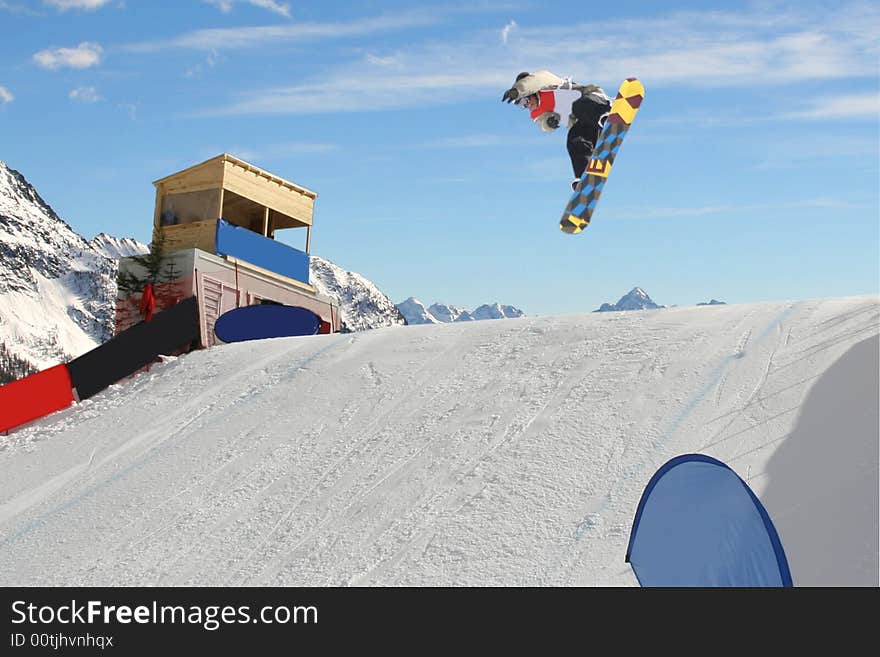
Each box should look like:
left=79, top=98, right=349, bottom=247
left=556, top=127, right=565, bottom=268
left=560, top=78, right=644, bottom=235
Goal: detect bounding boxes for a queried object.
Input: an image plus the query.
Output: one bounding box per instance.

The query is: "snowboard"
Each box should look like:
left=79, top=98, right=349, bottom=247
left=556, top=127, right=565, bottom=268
left=560, top=78, right=644, bottom=235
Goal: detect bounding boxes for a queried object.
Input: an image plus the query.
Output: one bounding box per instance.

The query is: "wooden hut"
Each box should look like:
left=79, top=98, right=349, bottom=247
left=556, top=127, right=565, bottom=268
left=116, top=153, right=340, bottom=346
left=153, top=152, right=316, bottom=254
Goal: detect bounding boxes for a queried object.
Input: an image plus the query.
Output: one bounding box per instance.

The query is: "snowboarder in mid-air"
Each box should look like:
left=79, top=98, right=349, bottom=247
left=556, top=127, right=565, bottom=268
left=502, top=70, right=612, bottom=191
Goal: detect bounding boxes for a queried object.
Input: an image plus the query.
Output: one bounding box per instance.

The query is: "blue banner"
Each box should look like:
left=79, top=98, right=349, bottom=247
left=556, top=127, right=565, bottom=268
left=215, top=219, right=309, bottom=285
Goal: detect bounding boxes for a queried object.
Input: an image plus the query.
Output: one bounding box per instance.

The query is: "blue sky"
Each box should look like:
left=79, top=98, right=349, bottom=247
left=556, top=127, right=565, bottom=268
left=0, top=0, right=877, bottom=315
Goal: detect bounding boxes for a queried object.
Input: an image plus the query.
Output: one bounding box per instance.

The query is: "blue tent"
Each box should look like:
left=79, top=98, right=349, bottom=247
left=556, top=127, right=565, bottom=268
left=626, top=454, right=792, bottom=587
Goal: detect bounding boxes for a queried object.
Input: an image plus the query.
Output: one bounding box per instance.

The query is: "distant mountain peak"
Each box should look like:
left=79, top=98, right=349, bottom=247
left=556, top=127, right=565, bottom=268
left=472, top=302, right=525, bottom=320
left=397, top=299, right=524, bottom=324
left=427, top=302, right=473, bottom=323
left=396, top=297, right=439, bottom=325
left=595, top=287, right=664, bottom=312
left=90, top=233, right=149, bottom=259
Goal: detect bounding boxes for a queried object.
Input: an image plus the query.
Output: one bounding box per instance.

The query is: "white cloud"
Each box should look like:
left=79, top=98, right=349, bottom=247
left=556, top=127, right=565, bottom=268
left=513, top=5, right=880, bottom=86
left=750, top=135, right=878, bottom=171
left=125, top=11, right=441, bottom=52
left=33, top=42, right=103, bottom=70
left=783, top=93, right=880, bottom=120
left=0, top=1, right=38, bottom=14
left=69, top=86, right=102, bottom=103
left=365, top=53, right=401, bottom=68
left=234, top=142, right=339, bottom=161
left=185, top=50, right=222, bottom=79
left=44, top=0, right=112, bottom=10
left=0, top=86, right=13, bottom=104
left=501, top=20, right=517, bottom=44
left=203, top=0, right=291, bottom=18
left=616, top=198, right=857, bottom=220
left=192, top=70, right=506, bottom=117
left=186, top=3, right=878, bottom=118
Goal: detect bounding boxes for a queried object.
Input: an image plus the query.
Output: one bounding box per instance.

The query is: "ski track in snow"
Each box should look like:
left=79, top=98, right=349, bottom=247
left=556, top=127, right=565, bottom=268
left=0, top=295, right=877, bottom=586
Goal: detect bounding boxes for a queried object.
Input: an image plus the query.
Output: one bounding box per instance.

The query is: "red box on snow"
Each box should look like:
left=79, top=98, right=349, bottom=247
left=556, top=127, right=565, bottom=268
left=0, top=364, right=74, bottom=433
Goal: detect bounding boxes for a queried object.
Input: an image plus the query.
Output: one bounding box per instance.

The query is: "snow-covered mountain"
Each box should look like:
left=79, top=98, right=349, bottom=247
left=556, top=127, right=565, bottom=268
left=472, top=303, right=525, bottom=320
left=90, top=232, right=149, bottom=259
left=0, top=160, right=118, bottom=374
left=698, top=299, right=727, bottom=306
left=396, top=297, right=439, bottom=325
left=428, top=303, right=474, bottom=323
left=595, top=287, right=665, bottom=312
left=309, top=255, right=406, bottom=332
left=397, top=299, right=525, bottom=325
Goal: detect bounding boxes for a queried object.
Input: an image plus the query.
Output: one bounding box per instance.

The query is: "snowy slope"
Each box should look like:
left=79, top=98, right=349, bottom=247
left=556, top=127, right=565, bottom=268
left=309, top=255, right=406, bottom=332
left=0, top=294, right=876, bottom=586
left=0, top=161, right=117, bottom=369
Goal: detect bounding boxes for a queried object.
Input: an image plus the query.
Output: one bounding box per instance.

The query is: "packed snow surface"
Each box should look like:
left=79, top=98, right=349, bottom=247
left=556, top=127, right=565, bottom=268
left=0, top=295, right=877, bottom=586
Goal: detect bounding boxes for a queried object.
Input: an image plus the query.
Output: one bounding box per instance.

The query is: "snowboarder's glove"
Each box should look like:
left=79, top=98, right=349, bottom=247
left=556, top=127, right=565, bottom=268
left=535, top=112, right=561, bottom=132
left=502, top=87, right=519, bottom=103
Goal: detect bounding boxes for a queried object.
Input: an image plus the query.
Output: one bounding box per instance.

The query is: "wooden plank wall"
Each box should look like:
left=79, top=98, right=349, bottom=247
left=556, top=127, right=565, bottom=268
left=223, top=160, right=314, bottom=226
left=157, top=160, right=223, bottom=195
left=158, top=219, right=217, bottom=254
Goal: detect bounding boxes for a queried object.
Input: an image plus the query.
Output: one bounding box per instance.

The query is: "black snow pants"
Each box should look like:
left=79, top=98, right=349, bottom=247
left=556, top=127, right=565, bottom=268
left=566, top=95, right=612, bottom=178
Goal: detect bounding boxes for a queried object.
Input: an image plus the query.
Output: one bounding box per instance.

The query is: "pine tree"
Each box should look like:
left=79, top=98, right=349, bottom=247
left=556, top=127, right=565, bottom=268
left=116, top=227, right=176, bottom=296
left=0, top=342, right=38, bottom=385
